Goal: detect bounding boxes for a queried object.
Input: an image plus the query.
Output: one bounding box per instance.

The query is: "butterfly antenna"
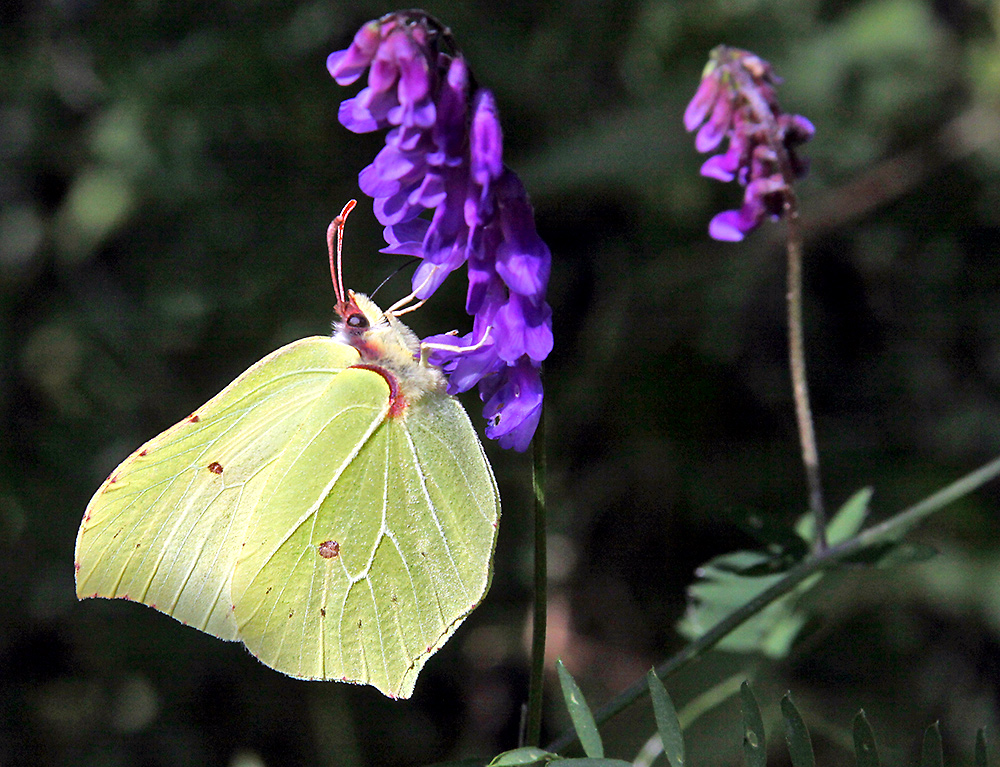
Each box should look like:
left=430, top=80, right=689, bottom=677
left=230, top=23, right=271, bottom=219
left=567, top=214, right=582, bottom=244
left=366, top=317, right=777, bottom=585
left=328, top=199, right=357, bottom=315
left=371, top=256, right=420, bottom=299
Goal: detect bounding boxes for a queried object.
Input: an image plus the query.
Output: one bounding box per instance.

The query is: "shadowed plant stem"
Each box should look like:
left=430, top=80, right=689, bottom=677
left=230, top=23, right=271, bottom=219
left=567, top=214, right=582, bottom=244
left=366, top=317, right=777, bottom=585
left=525, top=403, right=547, bottom=746
left=544, top=453, right=1000, bottom=754
left=785, top=204, right=827, bottom=551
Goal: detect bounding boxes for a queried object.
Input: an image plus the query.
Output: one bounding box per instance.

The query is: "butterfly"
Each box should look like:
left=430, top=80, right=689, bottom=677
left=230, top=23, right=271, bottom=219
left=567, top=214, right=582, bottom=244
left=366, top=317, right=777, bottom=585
left=75, top=201, right=500, bottom=699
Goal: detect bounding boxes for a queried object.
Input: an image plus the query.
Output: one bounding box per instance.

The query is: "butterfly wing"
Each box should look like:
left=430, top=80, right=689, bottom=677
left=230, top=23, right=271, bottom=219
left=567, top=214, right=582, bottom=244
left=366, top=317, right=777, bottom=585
left=389, top=390, right=501, bottom=691
left=74, top=336, right=360, bottom=640
left=231, top=373, right=500, bottom=698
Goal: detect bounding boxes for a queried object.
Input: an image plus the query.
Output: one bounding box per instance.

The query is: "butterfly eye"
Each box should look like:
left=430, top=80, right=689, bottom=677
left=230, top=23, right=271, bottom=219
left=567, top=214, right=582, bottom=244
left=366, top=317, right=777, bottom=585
left=347, top=313, right=369, bottom=329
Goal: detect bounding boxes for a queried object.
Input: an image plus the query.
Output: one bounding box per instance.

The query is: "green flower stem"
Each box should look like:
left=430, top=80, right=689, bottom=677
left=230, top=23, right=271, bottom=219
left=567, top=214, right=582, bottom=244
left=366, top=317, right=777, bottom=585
left=785, top=206, right=827, bottom=552
left=525, top=403, right=548, bottom=746
left=545, top=453, right=1000, bottom=754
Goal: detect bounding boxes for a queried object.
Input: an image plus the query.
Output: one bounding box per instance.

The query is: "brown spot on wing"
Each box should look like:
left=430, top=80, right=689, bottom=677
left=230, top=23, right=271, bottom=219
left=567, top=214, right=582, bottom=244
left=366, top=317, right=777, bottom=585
left=207, top=461, right=223, bottom=474
left=318, top=540, right=340, bottom=559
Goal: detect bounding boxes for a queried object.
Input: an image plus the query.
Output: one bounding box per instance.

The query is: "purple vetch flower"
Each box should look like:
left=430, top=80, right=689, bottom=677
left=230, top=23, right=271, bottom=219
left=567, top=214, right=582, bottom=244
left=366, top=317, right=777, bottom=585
left=685, top=46, right=814, bottom=242
left=481, top=357, right=544, bottom=451
left=328, top=11, right=553, bottom=451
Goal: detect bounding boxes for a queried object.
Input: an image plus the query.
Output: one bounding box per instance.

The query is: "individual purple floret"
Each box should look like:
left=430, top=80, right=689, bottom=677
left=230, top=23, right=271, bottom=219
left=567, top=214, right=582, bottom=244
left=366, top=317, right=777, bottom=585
left=328, top=11, right=553, bottom=451
left=684, top=46, right=814, bottom=242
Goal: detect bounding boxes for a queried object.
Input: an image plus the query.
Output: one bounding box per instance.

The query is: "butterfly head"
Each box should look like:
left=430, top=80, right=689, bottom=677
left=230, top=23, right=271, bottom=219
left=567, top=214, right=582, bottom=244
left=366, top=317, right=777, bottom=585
left=327, top=204, right=445, bottom=404
left=335, top=290, right=418, bottom=362
left=335, top=289, right=445, bottom=404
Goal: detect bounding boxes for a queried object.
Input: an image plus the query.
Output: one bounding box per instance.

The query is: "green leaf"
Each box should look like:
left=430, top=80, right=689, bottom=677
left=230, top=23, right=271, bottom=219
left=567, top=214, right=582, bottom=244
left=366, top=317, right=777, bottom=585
left=678, top=550, right=818, bottom=658
left=921, top=722, right=943, bottom=767
left=559, top=760, right=633, bottom=767
left=780, top=693, right=815, bottom=767
left=557, top=659, right=604, bottom=759
left=647, top=670, right=685, bottom=767
left=828, top=488, right=874, bottom=544
left=975, top=728, right=988, bottom=767
left=489, top=747, right=557, bottom=766
left=798, top=487, right=872, bottom=546
left=681, top=488, right=879, bottom=659
left=852, top=710, right=880, bottom=767
left=740, top=681, right=767, bottom=767
left=705, top=550, right=783, bottom=576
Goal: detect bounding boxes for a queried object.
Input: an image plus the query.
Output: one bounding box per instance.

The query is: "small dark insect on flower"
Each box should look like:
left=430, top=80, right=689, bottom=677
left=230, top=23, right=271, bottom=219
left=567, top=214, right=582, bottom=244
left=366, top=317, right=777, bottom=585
left=684, top=46, right=814, bottom=242
left=327, top=11, right=552, bottom=451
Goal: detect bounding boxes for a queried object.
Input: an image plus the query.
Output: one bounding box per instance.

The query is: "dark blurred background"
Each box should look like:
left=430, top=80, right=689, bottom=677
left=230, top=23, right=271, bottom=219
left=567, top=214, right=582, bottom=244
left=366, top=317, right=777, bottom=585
left=4, top=0, right=1000, bottom=765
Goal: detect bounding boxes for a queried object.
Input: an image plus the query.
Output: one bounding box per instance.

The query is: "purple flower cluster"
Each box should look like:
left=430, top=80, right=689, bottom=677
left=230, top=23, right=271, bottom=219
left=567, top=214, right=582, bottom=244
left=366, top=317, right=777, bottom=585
left=328, top=12, right=552, bottom=451
left=684, top=46, right=814, bottom=242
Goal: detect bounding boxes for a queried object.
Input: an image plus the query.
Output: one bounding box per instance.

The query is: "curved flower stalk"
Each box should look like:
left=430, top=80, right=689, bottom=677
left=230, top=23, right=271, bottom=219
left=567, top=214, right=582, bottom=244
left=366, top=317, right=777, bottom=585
left=685, top=46, right=814, bottom=241
left=328, top=11, right=553, bottom=451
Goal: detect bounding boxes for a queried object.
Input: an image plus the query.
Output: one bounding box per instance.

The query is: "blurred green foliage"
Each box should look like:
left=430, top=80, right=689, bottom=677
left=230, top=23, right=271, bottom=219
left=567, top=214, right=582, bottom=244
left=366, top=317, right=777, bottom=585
left=3, top=0, right=1000, bottom=765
